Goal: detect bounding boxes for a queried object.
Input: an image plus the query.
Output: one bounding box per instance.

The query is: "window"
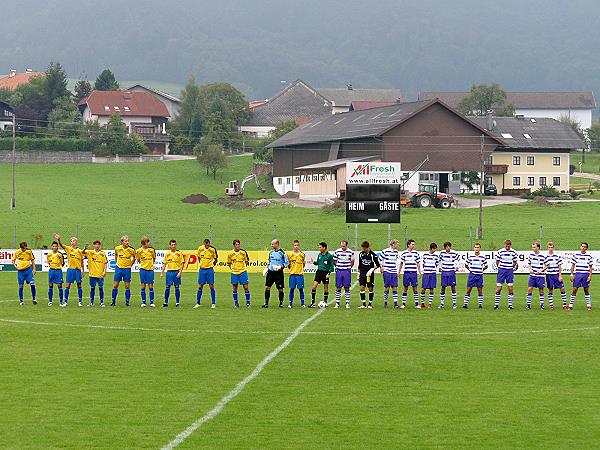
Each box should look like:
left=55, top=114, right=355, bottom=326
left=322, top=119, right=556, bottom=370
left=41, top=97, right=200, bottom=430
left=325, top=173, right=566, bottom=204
left=484, top=155, right=493, bottom=165
left=104, top=106, right=110, bottom=111
left=286, top=177, right=291, bottom=184
left=528, top=177, right=535, bottom=186
left=501, top=133, right=513, bottom=139
left=523, top=133, right=532, bottom=139
left=485, top=176, right=493, bottom=185
left=553, top=177, right=561, bottom=186
left=295, top=176, right=300, bottom=184
left=513, top=177, right=521, bottom=186
left=114, top=106, right=120, bottom=111
left=539, top=177, right=547, bottom=186
left=513, top=156, right=521, bottom=165
left=527, top=156, right=535, bottom=165
left=124, top=106, right=130, bottom=112
left=278, top=178, right=282, bottom=185
left=553, top=156, right=561, bottom=166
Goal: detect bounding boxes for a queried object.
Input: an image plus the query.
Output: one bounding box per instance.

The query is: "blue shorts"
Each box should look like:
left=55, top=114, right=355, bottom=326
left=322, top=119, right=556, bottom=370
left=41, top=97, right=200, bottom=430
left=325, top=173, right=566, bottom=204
left=441, top=271, right=456, bottom=287
left=231, top=271, right=249, bottom=286
left=18, top=267, right=34, bottom=285
left=48, top=268, right=63, bottom=285
left=383, top=272, right=398, bottom=288
left=336, top=269, right=351, bottom=288
left=89, top=277, right=104, bottom=288
left=139, top=268, right=155, bottom=285
left=114, top=267, right=132, bottom=283
left=166, top=270, right=182, bottom=287
left=497, top=268, right=514, bottom=285
left=198, top=268, right=215, bottom=285
left=66, top=268, right=82, bottom=284
left=574, top=273, right=590, bottom=289
left=467, top=273, right=483, bottom=288
left=528, top=276, right=545, bottom=289
left=289, top=274, right=305, bottom=289
left=403, top=271, right=418, bottom=287
left=546, top=274, right=564, bottom=290
left=421, top=273, right=437, bottom=289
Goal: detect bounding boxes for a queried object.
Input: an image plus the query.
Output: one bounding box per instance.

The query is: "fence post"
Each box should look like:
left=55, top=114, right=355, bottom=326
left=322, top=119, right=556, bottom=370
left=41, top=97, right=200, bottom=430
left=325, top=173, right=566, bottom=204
left=354, top=223, right=358, bottom=250
left=209, top=224, right=212, bottom=242
left=388, top=223, right=391, bottom=243
left=13, top=224, right=17, bottom=248
left=347, top=225, right=351, bottom=244
left=75, top=224, right=79, bottom=239
left=539, top=225, right=543, bottom=243
left=470, top=225, right=473, bottom=250
left=152, top=224, right=156, bottom=244
left=273, top=224, right=277, bottom=239
left=404, top=225, right=408, bottom=246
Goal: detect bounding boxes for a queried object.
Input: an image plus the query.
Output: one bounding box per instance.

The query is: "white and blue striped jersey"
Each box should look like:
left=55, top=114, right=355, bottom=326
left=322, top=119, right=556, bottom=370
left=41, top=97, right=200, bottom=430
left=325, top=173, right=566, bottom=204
left=400, top=250, right=420, bottom=273
left=527, top=252, right=545, bottom=277
left=439, top=250, right=459, bottom=273
left=544, top=253, right=563, bottom=275
left=333, top=248, right=354, bottom=270
left=496, top=248, right=518, bottom=270
left=379, top=247, right=399, bottom=273
left=422, top=252, right=439, bottom=274
left=572, top=252, right=593, bottom=274
left=466, top=254, right=487, bottom=275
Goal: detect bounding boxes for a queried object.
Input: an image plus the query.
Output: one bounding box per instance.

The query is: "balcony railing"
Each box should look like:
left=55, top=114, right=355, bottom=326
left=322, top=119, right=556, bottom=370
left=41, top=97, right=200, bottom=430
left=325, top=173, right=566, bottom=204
left=484, top=164, right=509, bottom=175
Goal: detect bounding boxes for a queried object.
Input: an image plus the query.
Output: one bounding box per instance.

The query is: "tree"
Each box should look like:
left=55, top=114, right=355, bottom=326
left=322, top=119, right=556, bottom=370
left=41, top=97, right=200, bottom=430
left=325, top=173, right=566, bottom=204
left=171, top=77, right=203, bottom=140
left=253, top=121, right=298, bottom=163
left=74, top=80, right=92, bottom=102
left=198, top=82, right=251, bottom=126
left=94, top=69, right=119, bottom=91
left=103, top=113, right=128, bottom=154
left=558, top=114, right=586, bottom=141
left=588, top=121, right=600, bottom=153
left=195, top=143, right=227, bottom=179
left=47, top=96, right=82, bottom=136
left=45, top=61, right=69, bottom=105
left=457, top=83, right=515, bottom=117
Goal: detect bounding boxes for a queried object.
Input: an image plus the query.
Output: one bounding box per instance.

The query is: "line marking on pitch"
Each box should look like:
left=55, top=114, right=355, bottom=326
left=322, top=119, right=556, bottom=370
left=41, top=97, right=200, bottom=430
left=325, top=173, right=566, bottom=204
left=161, top=280, right=358, bottom=449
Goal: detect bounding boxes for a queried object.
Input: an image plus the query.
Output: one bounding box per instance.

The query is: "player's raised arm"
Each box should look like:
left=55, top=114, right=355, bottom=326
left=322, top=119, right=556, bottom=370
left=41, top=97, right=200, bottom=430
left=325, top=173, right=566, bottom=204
left=55, top=233, right=67, bottom=250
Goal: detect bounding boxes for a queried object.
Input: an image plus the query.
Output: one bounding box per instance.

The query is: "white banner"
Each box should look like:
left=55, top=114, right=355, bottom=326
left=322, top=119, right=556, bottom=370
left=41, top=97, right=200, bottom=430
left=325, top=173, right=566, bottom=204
left=1, top=249, right=599, bottom=274
left=346, top=162, right=401, bottom=184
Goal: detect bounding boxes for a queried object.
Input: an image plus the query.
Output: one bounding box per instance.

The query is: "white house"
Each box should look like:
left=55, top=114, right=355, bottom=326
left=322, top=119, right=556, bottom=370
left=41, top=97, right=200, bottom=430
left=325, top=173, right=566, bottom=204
left=126, top=84, right=181, bottom=120
left=419, top=91, right=597, bottom=129
left=78, top=90, right=171, bottom=154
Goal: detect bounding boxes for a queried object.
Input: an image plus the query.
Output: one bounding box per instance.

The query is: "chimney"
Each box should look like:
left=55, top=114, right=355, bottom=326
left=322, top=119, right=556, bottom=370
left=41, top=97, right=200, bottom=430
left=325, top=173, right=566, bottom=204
left=347, top=83, right=353, bottom=90
left=9, top=69, right=16, bottom=78
left=515, top=114, right=525, bottom=120
left=25, top=68, right=32, bottom=73
left=486, top=111, right=494, bottom=131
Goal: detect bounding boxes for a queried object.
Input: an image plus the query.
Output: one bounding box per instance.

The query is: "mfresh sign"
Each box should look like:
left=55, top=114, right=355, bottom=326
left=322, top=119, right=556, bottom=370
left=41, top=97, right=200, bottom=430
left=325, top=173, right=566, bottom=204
left=346, top=162, right=401, bottom=184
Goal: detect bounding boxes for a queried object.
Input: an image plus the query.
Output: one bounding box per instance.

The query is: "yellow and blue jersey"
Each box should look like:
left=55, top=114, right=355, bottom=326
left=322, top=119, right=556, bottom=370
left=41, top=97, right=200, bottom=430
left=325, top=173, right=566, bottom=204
left=13, top=248, right=34, bottom=270
left=136, top=247, right=156, bottom=271
left=64, top=245, right=84, bottom=270
left=84, top=249, right=108, bottom=278
left=115, top=245, right=136, bottom=269
left=47, top=251, right=64, bottom=270
left=227, top=249, right=249, bottom=274
left=164, top=250, right=184, bottom=271
left=287, top=251, right=305, bottom=275
left=197, top=245, right=218, bottom=269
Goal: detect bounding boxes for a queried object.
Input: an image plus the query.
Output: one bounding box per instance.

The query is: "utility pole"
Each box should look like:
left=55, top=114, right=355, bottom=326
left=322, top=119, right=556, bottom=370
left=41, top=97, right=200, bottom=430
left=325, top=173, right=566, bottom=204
left=10, top=114, right=16, bottom=209
left=478, top=134, right=484, bottom=239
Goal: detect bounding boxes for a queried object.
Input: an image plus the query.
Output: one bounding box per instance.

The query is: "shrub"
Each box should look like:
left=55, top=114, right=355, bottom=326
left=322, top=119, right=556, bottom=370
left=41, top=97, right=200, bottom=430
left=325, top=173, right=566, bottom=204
left=529, top=186, right=560, bottom=198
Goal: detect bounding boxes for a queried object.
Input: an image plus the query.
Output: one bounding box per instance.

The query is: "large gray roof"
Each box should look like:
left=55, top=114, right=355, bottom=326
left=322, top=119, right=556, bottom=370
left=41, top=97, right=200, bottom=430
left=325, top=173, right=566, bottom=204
left=419, top=91, right=596, bottom=110
left=246, top=80, right=332, bottom=126
left=268, top=100, right=434, bottom=147
left=318, top=88, right=402, bottom=107
left=470, top=116, right=585, bottom=149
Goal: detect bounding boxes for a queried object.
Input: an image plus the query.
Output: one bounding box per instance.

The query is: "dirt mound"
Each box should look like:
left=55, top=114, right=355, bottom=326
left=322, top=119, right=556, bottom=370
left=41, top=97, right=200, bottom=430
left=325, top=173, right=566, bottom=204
left=182, top=193, right=210, bottom=204
left=280, top=191, right=300, bottom=199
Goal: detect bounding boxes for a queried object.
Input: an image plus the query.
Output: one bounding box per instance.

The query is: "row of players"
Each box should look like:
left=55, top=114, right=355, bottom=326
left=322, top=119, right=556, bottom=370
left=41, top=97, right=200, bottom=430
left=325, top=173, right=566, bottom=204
left=10, top=234, right=593, bottom=311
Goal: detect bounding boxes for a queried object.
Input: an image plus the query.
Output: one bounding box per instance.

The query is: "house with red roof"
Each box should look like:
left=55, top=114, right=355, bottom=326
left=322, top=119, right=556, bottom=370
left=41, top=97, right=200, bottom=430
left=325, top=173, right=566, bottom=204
left=0, top=69, right=44, bottom=91
left=78, top=90, right=171, bottom=154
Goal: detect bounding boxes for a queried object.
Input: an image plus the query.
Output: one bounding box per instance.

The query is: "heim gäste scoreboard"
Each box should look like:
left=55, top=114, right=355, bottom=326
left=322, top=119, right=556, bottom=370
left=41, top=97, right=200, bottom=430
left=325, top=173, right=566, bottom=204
left=345, top=162, right=401, bottom=223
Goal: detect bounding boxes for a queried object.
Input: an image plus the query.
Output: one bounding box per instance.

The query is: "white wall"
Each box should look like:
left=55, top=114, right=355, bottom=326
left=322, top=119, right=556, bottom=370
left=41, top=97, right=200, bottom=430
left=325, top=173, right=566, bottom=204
left=239, top=125, right=275, bottom=138
left=516, top=108, right=593, bottom=130
left=273, top=175, right=301, bottom=195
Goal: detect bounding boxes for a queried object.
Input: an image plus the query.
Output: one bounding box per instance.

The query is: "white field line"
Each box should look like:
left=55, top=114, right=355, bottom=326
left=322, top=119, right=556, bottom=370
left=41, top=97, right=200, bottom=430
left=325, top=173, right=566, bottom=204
left=0, top=317, right=598, bottom=337
left=160, top=279, right=359, bottom=449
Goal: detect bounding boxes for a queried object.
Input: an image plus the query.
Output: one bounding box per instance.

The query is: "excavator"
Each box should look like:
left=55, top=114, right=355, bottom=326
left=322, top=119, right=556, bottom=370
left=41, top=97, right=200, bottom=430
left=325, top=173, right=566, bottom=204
left=225, top=174, right=266, bottom=198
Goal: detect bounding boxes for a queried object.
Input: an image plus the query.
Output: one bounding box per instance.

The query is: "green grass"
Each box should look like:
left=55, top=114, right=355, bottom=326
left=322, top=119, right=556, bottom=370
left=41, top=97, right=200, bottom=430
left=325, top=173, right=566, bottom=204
left=1, top=156, right=599, bottom=251
left=1, top=272, right=598, bottom=448
left=570, top=151, right=600, bottom=174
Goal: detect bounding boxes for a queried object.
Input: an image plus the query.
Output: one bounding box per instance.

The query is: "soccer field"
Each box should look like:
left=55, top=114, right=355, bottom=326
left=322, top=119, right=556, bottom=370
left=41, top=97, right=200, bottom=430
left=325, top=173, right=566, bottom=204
left=1, top=272, right=599, bottom=449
